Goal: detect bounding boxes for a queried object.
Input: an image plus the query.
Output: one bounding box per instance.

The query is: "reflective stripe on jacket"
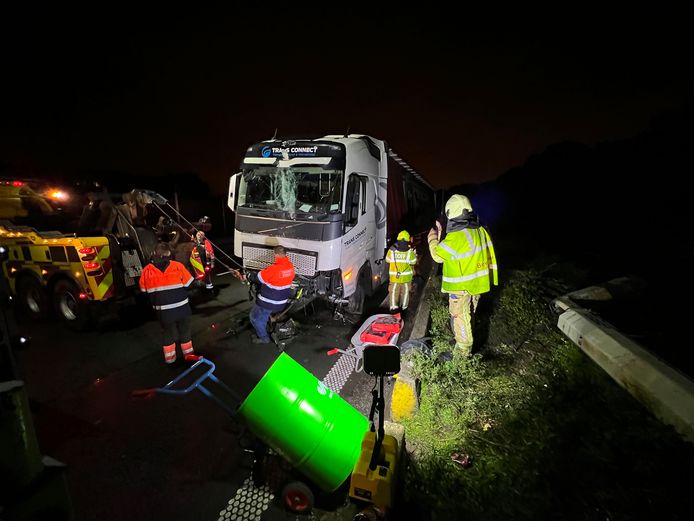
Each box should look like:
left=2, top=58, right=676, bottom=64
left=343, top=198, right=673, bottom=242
left=431, top=227, right=498, bottom=294
left=386, top=247, right=416, bottom=283
left=139, top=260, right=193, bottom=321
left=256, top=256, right=295, bottom=312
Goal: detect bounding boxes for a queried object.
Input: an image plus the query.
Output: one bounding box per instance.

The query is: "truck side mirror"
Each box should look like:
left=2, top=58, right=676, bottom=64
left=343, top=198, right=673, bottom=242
left=228, top=173, right=241, bottom=211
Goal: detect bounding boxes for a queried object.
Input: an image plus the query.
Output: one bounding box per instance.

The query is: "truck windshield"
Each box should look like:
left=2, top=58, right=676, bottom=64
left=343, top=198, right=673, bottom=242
left=239, top=167, right=343, bottom=215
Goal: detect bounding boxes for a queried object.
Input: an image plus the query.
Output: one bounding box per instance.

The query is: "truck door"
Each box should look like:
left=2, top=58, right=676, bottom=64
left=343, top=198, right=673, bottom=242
left=340, top=173, right=370, bottom=298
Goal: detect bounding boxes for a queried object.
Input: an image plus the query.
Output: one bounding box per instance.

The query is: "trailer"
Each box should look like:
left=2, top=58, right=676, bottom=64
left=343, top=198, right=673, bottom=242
left=228, top=134, right=436, bottom=315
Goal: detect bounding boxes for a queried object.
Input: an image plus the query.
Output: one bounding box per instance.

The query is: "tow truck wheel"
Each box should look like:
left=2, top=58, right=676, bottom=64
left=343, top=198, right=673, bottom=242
left=53, top=279, right=90, bottom=330
left=16, top=276, right=49, bottom=319
left=281, top=481, right=314, bottom=514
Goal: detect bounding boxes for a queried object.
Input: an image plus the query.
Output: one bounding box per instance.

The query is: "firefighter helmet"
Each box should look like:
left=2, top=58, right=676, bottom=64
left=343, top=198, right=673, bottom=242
left=445, top=195, right=473, bottom=218
left=397, top=230, right=411, bottom=242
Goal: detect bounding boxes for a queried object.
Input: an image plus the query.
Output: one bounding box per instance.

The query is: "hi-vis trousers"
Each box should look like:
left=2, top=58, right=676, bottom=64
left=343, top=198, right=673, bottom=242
left=449, top=291, right=480, bottom=356
left=388, top=282, right=411, bottom=311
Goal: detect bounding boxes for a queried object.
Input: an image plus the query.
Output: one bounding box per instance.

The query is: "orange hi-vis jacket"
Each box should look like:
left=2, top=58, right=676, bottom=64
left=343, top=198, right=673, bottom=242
left=139, top=259, right=194, bottom=322
left=254, top=256, right=295, bottom=312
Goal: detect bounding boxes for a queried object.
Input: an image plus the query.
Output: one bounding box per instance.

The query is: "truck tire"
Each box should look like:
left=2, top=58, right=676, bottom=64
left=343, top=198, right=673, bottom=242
left=346, top=276, right=366, bottom=315
left=16, top=276, right=49, bottom=319
left=53, top=279, right=90, bottom=330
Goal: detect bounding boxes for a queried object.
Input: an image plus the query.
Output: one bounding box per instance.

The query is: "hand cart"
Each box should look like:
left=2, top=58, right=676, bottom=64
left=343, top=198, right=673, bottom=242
left=132, top=353, right=368, bottom=514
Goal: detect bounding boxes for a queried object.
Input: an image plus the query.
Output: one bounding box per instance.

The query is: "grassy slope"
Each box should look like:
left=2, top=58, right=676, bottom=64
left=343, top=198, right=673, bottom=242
left=399, top=270, right=694, bottom=521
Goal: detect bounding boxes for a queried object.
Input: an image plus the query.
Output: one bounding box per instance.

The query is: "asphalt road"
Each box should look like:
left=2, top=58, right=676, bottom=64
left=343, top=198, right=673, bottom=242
left=14, top=274, right=424, bottom=521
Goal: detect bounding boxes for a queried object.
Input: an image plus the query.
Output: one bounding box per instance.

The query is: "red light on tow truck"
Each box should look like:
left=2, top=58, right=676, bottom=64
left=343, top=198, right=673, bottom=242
left=79, top=293, right=88, bottom=300
left=79, top=247, right=96, bottom=255
left=12, top=180, right=24, bottom=187
left=84, top=262, right=100, bottom=270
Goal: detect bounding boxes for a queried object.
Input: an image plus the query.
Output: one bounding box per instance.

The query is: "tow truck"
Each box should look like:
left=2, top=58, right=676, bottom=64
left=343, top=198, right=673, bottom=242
left=0, top=179, right=236, bottom=329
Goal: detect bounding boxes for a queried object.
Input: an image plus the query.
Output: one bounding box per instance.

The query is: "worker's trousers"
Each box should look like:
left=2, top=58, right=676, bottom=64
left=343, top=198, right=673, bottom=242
left=449, top=292, right=480, bottom=356
left=388, top=282, right=411, bottom=311
left=250, top=304, right=273, bottom=342
left=160, top=315, right=193, bottom=363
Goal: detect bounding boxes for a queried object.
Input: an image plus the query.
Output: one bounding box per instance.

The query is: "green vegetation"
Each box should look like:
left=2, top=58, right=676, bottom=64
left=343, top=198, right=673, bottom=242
left=399, top=270, right=694, bottom=521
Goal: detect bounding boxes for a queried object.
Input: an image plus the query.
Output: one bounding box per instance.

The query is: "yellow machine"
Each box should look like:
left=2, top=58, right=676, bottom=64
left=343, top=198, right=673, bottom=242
left=350, top=430, right=398, bottom=508
left=349, top=344, right=401, bottom=509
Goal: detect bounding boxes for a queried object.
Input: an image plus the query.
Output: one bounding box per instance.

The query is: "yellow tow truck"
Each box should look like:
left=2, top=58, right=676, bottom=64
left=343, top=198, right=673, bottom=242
left=0, top=179, right=167, bottom=328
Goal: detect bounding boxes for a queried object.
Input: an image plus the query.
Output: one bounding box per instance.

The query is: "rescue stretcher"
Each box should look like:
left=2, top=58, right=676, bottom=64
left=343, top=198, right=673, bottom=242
left=327, top=313, right=402, bottom=372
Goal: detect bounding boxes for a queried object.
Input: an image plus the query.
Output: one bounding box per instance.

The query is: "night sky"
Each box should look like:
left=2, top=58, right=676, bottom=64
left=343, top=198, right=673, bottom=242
left=1, top=8, right=692, bottom=194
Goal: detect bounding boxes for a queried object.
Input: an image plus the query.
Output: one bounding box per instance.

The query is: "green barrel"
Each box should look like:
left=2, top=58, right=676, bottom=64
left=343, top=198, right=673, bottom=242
left=238, top=353, right=368, bottom=491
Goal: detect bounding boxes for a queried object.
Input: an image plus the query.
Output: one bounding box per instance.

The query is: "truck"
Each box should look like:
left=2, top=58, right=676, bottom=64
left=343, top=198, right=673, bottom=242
left=0, top=179, right=204, bottom=329
left=227, top=134, right=436, bottom=314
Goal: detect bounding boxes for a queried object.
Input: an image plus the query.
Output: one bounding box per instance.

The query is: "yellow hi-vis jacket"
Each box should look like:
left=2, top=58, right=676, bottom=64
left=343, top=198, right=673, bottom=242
left=429, top=227, right=498, bottom=294
left=386, top=246, right=416, bottom=283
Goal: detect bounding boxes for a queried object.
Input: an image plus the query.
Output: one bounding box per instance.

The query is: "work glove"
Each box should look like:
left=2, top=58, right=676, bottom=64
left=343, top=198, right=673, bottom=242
left=427, top=227, right=439, bottom=243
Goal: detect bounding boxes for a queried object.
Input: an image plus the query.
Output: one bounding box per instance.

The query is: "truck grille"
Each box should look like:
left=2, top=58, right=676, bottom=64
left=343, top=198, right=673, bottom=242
left=242, top=244, right=317, bottom=277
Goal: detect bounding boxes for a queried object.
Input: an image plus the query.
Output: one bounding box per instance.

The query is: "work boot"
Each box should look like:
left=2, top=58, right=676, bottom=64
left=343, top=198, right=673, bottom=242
left=181, top=341, right=194, bottom=357
left=162, top=343, right=176, bottom=364
left=437, top=351, right=454, bottom=363
left=251, top=335, right=272, bottom=345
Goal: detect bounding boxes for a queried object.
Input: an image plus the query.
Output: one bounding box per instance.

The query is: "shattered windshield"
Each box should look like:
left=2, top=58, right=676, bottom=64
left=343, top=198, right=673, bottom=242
left=238, top=167, right=343, bottom=215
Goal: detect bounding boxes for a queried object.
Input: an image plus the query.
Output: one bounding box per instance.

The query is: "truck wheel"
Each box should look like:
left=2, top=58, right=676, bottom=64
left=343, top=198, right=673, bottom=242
left=53, top=279, right=90, bottom=330
left=346, top=277, right=365, bottom=315
left=16, top=276, right=49, bottom=319
left=281, top=481, right=314, bottom=514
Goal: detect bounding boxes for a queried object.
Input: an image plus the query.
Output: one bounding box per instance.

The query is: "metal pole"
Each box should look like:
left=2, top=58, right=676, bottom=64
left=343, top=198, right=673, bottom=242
left=174, top=188, right=180, bottom=223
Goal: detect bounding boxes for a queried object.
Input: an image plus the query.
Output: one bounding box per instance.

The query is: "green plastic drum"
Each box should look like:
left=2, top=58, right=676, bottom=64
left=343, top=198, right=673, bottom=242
left=238, top=353, right=368, bottom=492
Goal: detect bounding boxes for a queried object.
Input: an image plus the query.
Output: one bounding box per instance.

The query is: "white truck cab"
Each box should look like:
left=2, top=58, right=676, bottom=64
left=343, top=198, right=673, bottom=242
left=228, top=134, right=434, bottom=314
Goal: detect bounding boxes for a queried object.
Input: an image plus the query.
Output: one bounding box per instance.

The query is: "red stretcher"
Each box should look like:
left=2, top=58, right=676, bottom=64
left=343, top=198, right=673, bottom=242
left=327, top=313, right=403, bottom=372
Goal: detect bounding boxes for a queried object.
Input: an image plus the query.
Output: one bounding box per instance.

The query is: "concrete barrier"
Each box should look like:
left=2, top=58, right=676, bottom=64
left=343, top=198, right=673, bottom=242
left=554, top=296, right=694, bottom=443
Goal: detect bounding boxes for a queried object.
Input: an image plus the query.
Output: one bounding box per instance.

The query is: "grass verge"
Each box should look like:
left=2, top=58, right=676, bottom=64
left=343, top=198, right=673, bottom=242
left=398, top=269, right=694, bottom=521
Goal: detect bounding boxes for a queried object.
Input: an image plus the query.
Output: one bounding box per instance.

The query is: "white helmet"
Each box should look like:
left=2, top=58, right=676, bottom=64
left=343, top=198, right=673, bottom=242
left=445, top=194, right=473, bottom=218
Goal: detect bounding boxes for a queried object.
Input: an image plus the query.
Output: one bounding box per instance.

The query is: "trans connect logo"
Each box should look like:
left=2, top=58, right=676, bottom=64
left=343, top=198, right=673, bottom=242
left=261, top=146, right=319, bottom=158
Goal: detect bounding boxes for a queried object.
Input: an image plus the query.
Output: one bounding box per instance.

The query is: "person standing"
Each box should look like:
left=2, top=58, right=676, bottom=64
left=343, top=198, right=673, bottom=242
left=140, top=242, right=196, bottom=364
left=190, top=230, right=215, bottom=290
left=428, top=195, right=498, bottom=357
left=386, top=230, right=417, bottom=312
left=242, top=245, right=295, bottom=344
